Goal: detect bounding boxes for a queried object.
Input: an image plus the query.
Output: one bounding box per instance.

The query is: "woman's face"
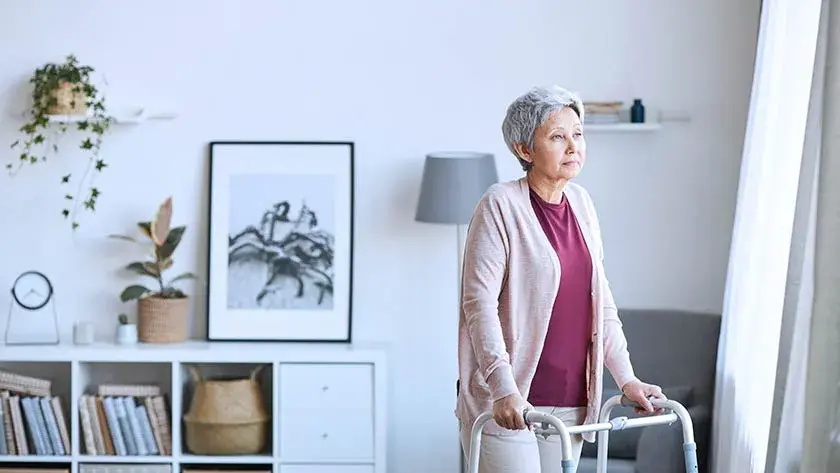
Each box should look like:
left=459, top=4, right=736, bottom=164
left=517, top=106, right=586, bottom=181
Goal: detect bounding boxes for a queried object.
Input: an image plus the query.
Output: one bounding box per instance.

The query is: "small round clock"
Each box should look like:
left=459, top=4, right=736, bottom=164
left=11, top=271, right=54, bottom=311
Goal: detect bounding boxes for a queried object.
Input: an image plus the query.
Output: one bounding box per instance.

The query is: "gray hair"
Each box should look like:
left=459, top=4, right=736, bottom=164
left=501, top=85, right=585, bottom=171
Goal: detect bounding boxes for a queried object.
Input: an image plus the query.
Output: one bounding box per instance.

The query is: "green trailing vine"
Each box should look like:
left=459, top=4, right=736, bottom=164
left=8, top=54, right=113, bottom=230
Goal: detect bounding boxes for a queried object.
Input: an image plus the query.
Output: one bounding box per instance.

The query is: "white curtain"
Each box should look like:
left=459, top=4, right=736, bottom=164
left=801, top=0, right=840, bottom=469
left=765, top=2, right=828, bottom=471
left=710, top=0, right=824, bottom=472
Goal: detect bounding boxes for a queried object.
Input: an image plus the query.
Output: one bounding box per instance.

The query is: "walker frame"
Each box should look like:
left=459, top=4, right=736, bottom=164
left=466, top=394, right=699, bottom=473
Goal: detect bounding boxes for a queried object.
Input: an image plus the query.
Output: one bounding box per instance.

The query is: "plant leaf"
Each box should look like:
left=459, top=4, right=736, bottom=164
left=108, top=234, right=137, bottom=242
left=120, top=285, right=152, bottom=302
left=160, top=287, right=187, bottom=298
left=138, top=221, right=152, bottom=239
left=168, top=272, right=197, bottom=285
left=143, top=262, right=161, bottom=276
left=151, top=197, right=172, bottom=247
left=126, top=262, right=158, bottom=278
left=158, top=257, right=173, bottom=272
left=157, top=226, right=185, bottom=261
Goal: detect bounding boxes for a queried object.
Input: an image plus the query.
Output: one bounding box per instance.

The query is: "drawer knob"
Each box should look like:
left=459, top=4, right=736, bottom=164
left=321, top=432, right=329, bottom=438
left=322, top=385, right=329, bottom=391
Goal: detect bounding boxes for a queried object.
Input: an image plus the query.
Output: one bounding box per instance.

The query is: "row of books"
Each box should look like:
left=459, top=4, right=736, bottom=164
left=0, top=390, right=70, bottom=455
left=80, top=394, right=171, bottom=456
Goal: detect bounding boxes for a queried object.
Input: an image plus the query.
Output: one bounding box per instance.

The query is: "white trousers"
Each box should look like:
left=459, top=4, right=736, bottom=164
left=460, top=406, right=587, bottom=473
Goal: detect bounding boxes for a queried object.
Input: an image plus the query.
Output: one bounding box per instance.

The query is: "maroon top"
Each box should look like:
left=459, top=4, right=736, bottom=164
left=527, top=188, right=593, bottom=407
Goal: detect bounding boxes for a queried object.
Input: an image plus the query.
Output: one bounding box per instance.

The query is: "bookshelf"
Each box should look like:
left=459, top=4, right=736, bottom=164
left=0, top=341, right=387, bottom=473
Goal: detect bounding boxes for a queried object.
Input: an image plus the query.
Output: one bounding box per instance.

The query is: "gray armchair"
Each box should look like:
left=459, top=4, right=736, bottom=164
left=577, top=309, right=721, bottom=473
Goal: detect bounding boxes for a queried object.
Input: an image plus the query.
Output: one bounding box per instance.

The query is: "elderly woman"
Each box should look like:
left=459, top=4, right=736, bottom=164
left=456, top=85, right=665, bottom=472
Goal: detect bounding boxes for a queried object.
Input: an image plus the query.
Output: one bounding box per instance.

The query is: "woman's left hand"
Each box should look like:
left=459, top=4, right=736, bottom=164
left=621, top=379, right=666, bottom=415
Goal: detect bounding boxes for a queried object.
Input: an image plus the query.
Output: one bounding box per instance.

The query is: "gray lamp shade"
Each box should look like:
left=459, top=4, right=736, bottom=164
left=415, top=151, right=499, bottom=225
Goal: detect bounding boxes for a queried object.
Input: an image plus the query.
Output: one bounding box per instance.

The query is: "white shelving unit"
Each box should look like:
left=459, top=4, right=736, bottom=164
left=0, top=341, right=388, bottom=473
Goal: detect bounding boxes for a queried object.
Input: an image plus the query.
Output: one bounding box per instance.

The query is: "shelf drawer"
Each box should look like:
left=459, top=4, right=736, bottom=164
left=279, top=408, right=374, bottom=462
left=279, top=363, right=373, bottom=410
left=279, top=466, right=374, bottom=473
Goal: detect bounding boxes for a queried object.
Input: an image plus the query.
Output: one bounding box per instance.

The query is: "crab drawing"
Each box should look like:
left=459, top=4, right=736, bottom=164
left=228, top=200, right=334, bottom=308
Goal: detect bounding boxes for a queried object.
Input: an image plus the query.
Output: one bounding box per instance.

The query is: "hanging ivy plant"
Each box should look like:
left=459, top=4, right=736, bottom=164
left=8, top=54, right=113, bottom=230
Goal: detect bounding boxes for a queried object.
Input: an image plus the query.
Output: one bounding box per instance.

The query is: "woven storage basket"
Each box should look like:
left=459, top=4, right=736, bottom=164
left=137, top=296, right=188, bottom=343
left=47, top=81, right=87, bottom=115
left=183, top=365, right=269, bottom=455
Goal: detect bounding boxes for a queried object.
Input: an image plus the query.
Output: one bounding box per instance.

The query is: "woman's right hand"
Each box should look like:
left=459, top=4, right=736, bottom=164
left=492, top=393, right=529, bottom=430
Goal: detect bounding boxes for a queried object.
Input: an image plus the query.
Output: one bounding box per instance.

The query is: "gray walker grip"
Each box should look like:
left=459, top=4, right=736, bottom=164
left=466, top=394, right=699, bottom=473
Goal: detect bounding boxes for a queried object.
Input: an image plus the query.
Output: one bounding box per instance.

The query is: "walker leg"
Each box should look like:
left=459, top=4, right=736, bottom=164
left=595, top=412, right=614, bottom=473
left=608, top=394, right=700, bottom=473
left=683, top=441, right=699, bottom=473
left=467, top=413, right=492, bottom=473
left=561, top=459, right=576, bottom=473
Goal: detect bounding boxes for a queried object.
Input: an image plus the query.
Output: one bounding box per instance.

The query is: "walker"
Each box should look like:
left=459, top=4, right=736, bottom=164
left=467, top=394, right=698, bottom=473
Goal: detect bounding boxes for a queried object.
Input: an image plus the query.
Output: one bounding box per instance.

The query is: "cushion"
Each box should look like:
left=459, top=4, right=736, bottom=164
left=580, top=385, right=694, bottom=460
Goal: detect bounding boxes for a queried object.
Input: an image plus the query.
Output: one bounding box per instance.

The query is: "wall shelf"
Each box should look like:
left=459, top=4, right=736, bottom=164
left=584, top=123, right=662, bottom=132
left=12, top=107, right=178, bottom=125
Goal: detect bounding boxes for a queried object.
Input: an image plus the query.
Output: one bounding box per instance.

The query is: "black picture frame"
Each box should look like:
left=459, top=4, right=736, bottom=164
left=206, top=141, right=354, bottom=343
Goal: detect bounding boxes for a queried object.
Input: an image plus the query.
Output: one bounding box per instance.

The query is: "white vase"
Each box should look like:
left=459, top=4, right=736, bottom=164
left=116, top=324, right=138, bottom=345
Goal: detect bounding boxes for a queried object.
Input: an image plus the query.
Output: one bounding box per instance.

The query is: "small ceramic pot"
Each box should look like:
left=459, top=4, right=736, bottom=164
left=116, top=324, right=138, bottom=345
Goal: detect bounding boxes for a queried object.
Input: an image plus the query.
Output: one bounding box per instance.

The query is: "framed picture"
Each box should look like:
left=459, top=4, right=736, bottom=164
left=207, top=141, right=354, bottom=342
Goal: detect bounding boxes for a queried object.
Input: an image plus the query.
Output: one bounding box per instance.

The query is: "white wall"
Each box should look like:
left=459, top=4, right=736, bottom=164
left=0, top=1, right=759, bottom=472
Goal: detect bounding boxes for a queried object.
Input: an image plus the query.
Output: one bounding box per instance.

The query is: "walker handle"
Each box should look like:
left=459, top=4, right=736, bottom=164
left=619, top=394, right=661, bottom=410
left=520, top=407, right=576, bottom=473
left=522, top=406, right=535, bottom=425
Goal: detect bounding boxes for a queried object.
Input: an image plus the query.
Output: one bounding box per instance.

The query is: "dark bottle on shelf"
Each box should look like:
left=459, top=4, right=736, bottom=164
left=630, top=98, right=645, bottom=123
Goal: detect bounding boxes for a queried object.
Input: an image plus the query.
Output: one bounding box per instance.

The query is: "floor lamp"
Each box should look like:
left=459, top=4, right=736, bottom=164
left=414, top=151, right=499, bottom=472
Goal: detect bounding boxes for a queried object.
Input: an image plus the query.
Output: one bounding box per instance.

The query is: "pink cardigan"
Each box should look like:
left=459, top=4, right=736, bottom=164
left=456, top=177, right=638, bottom=442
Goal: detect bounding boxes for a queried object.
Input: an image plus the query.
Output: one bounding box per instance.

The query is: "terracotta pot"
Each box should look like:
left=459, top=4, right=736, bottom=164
left=137, top=296, right=189, bottom=343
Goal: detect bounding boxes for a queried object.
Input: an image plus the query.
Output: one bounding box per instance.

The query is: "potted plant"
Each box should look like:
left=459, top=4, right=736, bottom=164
left=115, top=313, right=138, bottom=345
left=110, top=197, right=196, bottom=343
left=8, top=54, right=113, bottom=230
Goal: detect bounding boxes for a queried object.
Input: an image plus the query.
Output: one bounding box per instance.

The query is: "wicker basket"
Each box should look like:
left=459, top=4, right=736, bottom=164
left=183, top=366, right=269, bottom=455
left=137, top=296, right=188, bottom=343
left=47, top=81, right=87, bottom=115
